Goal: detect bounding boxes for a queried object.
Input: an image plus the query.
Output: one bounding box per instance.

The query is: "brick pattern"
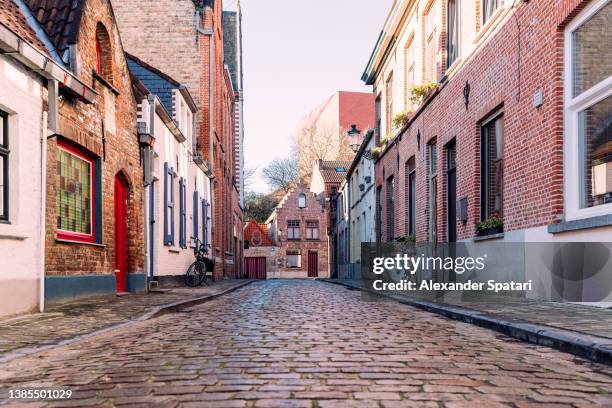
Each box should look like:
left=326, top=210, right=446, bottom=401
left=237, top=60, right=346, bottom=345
left=113, top=1, right=243, bottom=280
left=375, top=0, right=572, bottom=243
left=1, top=281, right=611, bottom=406
left=44, top=0, right=143, bottom=276
left=270, top=185, right=329, bottom=277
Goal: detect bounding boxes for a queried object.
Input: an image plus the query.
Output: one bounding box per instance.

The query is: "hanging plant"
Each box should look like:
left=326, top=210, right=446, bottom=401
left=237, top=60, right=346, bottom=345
left=393, top=110, right=414, bottom=129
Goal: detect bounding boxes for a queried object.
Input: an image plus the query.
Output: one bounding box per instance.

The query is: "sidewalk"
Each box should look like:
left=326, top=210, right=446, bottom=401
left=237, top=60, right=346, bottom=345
left=0, top=279, right=253, bottom=359
left=323, top=278, right=612, bottom=364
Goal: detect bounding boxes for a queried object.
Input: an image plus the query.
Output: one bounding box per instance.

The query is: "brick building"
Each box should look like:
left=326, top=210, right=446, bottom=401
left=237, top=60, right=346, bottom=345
left=13, top=0, right=146, bottom=302
left=113, top=0, right=244, bottom=280
left=297, top=91, right=375, bottom=179
left=0, top=0, right=100, bottom=314
left=265, top=183, right=329, bottom=278
left=363, top=0, right=611, bottom=248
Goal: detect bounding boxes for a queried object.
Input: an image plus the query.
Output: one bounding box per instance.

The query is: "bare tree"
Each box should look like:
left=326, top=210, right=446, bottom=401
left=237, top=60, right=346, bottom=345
left=262, top=157, right=298, bottom=193
left=243, top=165, right=258, bottom=190
left=295, top=121, right=351, bottom=180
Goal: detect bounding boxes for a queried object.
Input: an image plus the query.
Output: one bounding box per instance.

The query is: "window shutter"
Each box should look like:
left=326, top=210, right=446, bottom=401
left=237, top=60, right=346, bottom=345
left=193, top=191, right=199, bottom=253
left=163, top=162, right=170, bottom=245
left=179, top=178, right=185, bottom=248
left=202, top=198, right=208, bottom=249
left=170, top=167, right=175, bottom=246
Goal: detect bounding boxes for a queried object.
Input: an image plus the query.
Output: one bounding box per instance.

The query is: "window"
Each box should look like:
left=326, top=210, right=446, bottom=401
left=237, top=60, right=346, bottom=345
left=480, top=113, right=504, bottom=221
left=375, top=96, right=382, bottom=143
left=482, top=0, right=501, bottom=26
left=56, top=142, right=95, bottom=242
left=425, top=1, right=439, bottom=82
left=429, top=141, right=438, bottom=242
left=179, top=178, right=187, bottom=248
left=565, top=0, right=612, bottom=218
left=306, top=220, right=319, bottom=240
left=164, top=162, right=175, bottom=245
left=298, top=193, right=306, bottom=208
left=376, top=186, right=383, bottom=242
left=0, top=111, right=7, bottom=221
left=386, top=74, right=394, bottom=133
left=287, top=220, right=300, bottom=240
left=406, top=157, right=416, bottom=237
left=386, top=176, right=395, bottom=241
left=287, top=250, right=301, bottom=268
left=404, top=36, right=416, bottom=110
left=447, top=0, right=459, bottom=67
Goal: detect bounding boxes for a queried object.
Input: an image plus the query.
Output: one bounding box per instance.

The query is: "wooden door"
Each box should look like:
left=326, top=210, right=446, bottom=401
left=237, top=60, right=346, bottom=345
left=245, top=257, right=266, bottom=280
left=114, top=175, right=128, bottom=293
left=308, top=251, right=318, bottom=278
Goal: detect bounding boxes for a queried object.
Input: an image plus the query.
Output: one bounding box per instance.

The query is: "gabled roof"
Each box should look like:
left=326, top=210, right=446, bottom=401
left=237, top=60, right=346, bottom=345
left=244, top=220, right=273, bottom=247
left=126, top=52, right=197, bottom=115
left=318, top=160, right=352, bottom=184
left=24, top=0, right=85, bottom=60
left=0, top=0, right=47, bottom=52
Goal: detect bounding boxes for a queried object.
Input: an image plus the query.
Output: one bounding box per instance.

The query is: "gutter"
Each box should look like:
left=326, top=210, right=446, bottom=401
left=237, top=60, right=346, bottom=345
left=0, top=24, right=96, bottom=104
left=13, top=0, right=65, bottom=66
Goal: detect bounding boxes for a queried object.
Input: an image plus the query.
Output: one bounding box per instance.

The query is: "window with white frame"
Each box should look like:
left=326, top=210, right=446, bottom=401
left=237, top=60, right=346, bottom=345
left=425, top=1, right=439, bottom=82
left=286, top=249, right=301, bottom=268
left=386, top=73, right=394, bottom=133
left=287, top=220, right=300, bottom=240
left=404, top=36, right=416, bottom=110
left=564, top=0, right=612, bottom=219
left=482, top=0, right=501, bottom=26
left=447, top=0, right=459, bottom=67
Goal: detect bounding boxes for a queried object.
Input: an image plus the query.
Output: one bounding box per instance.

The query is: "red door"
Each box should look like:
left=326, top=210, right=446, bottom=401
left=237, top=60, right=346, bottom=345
left=245, top=257, right=266, bottom=280
left=308, top=251, right=318, bottom=278
left=114, top=175, right=128, bottom=293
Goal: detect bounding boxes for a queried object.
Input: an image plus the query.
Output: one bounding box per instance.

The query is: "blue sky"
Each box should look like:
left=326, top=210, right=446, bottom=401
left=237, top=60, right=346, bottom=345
left=226, top=0, right=393, bottom=192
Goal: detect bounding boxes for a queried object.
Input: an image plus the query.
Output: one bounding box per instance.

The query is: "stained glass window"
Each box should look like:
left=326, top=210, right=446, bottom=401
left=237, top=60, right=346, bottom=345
left=56, top=145, right=93, bottom=238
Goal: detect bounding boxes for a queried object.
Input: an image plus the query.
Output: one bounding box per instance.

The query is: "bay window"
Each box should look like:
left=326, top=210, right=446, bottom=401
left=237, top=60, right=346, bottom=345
left=564, top=0, right=612, bottom=220
left=56, top=141, right=96, bottom=242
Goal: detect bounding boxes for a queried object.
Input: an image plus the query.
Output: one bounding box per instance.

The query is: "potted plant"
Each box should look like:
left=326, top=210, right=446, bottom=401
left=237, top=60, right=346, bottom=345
left=475, top=214, right=504, bottom=236
left=410, top=81, right=438, bottom=105
left=393, top=110, right=414, bottom=129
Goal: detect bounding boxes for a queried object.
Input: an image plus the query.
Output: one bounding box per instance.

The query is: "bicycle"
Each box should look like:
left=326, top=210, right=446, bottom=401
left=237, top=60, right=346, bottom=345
left=185, top=237, right=214, bottom=287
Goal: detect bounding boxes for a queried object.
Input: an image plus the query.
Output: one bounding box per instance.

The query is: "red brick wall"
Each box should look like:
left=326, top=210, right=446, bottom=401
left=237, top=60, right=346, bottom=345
left=374, top=0, right=585, bottom=243
left=45, top=0, right=143, bottom=276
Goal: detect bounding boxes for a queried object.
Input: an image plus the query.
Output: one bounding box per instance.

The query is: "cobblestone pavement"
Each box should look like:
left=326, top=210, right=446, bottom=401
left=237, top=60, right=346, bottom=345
left=327, top=279, right=612, bottom=339
left=0, top=280, right=251, bottom=355
left=1, top=280, right=612, bottom=407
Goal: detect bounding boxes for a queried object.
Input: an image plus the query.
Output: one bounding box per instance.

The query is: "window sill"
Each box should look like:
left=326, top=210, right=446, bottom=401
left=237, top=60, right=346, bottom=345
left=473, top=233, right=504, bottom=242
left=474, top=7, right=505, bottom=45
left=548, top=215, right=612, bottom=234
left=92, top=71, right=120, bottom=95
left=55, top=237, right=105, bottom=248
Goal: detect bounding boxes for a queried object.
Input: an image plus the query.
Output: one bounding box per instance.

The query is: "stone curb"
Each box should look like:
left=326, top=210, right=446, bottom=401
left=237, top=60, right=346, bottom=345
left=321, top=279, right=612, bottom=366
left=0, top=280, right=255, bottom=364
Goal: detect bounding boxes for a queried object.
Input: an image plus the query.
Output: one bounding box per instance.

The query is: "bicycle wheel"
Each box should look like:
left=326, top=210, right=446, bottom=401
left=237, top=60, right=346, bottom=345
left=197, top=261, right=210, bottom=286
left=185, top=262, right=202, bottom=287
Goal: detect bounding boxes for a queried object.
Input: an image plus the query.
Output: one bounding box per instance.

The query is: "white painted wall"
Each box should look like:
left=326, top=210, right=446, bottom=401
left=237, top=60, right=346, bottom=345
left=0, top=55, right=45, bottom=317
left=145, top=93, right=213, bottom=281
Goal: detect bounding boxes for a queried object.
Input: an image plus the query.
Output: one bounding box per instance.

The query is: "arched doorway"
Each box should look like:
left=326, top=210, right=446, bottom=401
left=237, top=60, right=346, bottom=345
left=114, top=174, right=129, bottom=293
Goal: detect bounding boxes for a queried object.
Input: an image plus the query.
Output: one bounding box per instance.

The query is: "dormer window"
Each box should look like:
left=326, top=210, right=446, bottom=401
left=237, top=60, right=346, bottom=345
left=298, top=193, right=307, bottom=208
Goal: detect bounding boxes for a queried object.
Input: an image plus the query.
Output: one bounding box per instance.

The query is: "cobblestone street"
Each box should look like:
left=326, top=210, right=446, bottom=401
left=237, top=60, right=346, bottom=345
left=1, top=280, right=612, bottom=407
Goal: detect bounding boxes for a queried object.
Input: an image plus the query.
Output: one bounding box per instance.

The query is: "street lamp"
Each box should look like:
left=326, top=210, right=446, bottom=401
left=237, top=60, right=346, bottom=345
left=348, top=124, right=362, bottom=154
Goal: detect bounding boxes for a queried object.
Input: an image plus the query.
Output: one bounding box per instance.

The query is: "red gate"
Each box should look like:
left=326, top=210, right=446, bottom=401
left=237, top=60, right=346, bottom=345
left=308, top=251, right=318, bottom=278
left=245, top=257, right=267, bottom=280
